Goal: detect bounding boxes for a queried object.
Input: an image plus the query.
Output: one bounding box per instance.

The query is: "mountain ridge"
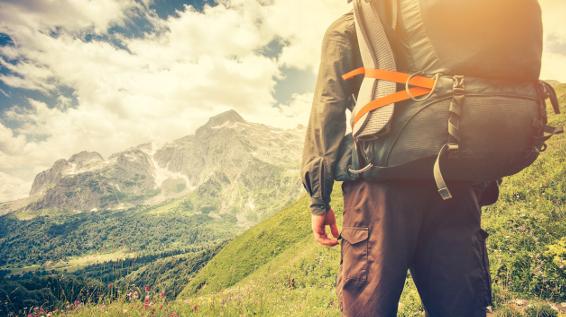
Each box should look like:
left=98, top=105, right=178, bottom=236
left=1, top=109, right=305, bottom=227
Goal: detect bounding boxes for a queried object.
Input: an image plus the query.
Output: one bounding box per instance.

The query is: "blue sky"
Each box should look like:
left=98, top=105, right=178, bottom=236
left=0, top=0, right=564, bottom=201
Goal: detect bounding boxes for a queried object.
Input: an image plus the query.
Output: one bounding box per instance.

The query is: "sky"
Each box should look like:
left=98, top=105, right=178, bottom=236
left=0, top=0, right=565, bottom=202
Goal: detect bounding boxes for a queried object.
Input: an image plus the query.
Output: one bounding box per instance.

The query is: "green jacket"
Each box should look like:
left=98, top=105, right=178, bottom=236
left=301, top=12, right=362, bottom=215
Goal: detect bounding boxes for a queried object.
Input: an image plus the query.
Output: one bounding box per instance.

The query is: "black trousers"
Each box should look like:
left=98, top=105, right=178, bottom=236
left=337, top=180, right=492, bottom=317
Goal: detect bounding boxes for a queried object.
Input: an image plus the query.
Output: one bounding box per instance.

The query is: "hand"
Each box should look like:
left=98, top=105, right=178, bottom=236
left=311, top=208, right=340, bottom=247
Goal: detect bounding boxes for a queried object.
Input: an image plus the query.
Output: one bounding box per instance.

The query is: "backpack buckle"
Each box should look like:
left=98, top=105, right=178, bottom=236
left=405, top=73, right=440, bottom=102
left=438, top=186, right=453, bottom=200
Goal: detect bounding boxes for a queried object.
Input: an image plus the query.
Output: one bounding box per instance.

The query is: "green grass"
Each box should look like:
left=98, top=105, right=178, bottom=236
left=178, top=193, right=317, bottom=297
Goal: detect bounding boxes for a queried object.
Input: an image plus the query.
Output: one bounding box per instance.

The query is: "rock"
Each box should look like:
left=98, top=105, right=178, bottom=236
left=11, top=110, right=303, bottom=227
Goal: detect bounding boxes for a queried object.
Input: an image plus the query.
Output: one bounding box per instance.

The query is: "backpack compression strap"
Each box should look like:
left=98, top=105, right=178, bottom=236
left=343, top=68, right=439, bottom=127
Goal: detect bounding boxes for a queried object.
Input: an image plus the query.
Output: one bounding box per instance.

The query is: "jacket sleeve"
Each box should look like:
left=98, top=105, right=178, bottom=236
left=301, top=21, right=358, bottom=215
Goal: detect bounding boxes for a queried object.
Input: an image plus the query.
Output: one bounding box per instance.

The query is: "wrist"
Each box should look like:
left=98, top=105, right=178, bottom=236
left=310, top=205, right=330, bottom=216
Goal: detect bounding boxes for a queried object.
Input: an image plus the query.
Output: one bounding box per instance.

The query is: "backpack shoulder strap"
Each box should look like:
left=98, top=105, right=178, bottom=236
left=351, top=0, right=397, bottom=139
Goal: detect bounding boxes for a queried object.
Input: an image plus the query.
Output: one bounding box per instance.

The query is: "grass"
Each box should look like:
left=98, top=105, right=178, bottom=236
left=178, top=193, right=317, bottom=297
left=44, top=250, right=137, bottom=272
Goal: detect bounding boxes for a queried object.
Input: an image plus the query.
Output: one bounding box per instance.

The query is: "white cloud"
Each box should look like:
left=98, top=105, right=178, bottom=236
left=0, top=171, right=30, bottom=201
left=540, top=0, right=566, bottom=82
left=0, top=0, right=564, bottom=202
left=0, top=122, right=27, bottom=155
left=0, top=0, right=139, bottom=34
left=244, top=92, right=313, bottom=130
left=263, top=0, right=349, bottom=70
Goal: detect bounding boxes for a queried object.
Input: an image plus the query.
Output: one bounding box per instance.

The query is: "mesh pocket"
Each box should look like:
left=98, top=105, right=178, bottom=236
left=387, top=99, right=450, bottom=166
left=386, top=94, right=541, bottom=181
left=459, top=95, right=539, bottom=156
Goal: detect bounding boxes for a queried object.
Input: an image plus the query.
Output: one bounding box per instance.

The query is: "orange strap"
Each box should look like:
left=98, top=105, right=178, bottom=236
left=342, top=67, right=436, bottom=89
left=343, top=67, right=436, bottom=126
left=353, top=87, right=431, bottom=125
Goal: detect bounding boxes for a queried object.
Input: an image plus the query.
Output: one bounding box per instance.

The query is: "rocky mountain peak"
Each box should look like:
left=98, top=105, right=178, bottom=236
left=29, top=151, right=105, bottom=196
left=68, top=151, right=104, bottom=166
left=205, top=110, right=245, bottom=127
left=195, top=110, right=247, bottom=136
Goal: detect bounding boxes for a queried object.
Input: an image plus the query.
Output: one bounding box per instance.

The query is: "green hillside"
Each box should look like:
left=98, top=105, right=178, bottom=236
left=0, top=195, right=237, bottom=315
left=51, top=84, right=565, bottom=316
left=178, top=193, right=316, bottom=297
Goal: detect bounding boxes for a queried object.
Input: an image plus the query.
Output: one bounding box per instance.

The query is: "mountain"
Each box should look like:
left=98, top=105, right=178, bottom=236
left=0, top=109, right=307, bottom=315
left=152, top=109, right=304, bottom=225
left=2, top=110, right=305, bottom=227
left=28, top=147, right=157, bottom=212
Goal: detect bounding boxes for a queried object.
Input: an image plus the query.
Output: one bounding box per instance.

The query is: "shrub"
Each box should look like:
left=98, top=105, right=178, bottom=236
left=495, top=305, right=524, bottom=317
left=524, top=303, right=558, bottom=317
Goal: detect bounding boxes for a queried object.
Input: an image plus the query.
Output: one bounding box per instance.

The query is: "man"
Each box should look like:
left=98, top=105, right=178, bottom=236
left=301, top=8, right=498, bottom=317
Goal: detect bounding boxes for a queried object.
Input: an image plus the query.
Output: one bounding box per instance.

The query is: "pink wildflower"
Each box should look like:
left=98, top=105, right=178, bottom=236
left=144, top=295, right=151, bottom=309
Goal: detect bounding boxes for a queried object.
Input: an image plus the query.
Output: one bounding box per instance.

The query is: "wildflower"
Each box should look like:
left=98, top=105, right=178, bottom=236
left=159, top=291, right=166, bottom=299
left=144, top=285, right=151, bottom=293
left=169, top=312, right=179, bottom=317
left=144, top=295, right=151, bottom=309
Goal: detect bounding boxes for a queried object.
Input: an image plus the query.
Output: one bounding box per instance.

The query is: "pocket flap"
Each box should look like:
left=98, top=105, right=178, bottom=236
left=341, top=227, right=369, bottom=245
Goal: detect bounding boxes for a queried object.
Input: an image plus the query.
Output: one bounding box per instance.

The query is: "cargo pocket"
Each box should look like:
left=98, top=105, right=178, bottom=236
left=340, top=227, right=369, bottom=284
left=477, top=229, right=493, bottom=306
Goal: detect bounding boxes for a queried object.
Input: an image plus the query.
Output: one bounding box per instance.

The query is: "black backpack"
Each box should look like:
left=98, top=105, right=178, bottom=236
left=343, top=0, right=562, bottom=199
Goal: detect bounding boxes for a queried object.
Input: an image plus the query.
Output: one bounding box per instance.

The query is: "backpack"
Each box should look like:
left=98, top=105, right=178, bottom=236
left=343, top=0, right=563, bottom=200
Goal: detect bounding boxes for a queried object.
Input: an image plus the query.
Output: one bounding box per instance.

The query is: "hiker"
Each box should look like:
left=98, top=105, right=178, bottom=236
left=301, top=1, right=560, bottom=316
